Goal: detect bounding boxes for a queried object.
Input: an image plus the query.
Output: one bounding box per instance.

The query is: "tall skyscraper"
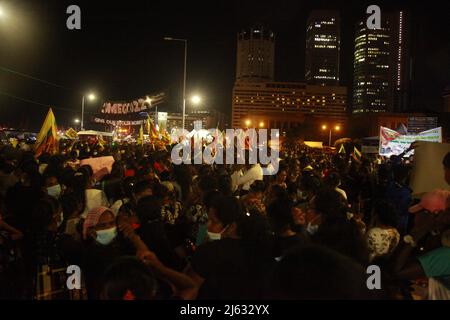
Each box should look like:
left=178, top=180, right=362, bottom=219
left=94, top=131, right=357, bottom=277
left=352, top=17, right=391, bottom=113
left=352, top=11, right=411, bottom=114
left=389, top=10, right=411, bottom=113
left=305, top=10, right=340, bottom=85
left=236, top=25, right=275, bottom=82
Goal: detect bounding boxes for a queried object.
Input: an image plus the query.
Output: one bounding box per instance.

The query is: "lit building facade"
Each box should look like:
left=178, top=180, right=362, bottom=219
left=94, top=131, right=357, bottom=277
left=236, top=25, right=275, bottom=82
left=305, top=10, right=340, bottom=85
left=389, top=10, right=411, bottom=113
left=166, top=110, right=229, bottom=131
left=231, top=81, right=347, bottom=129
left=352, top=18, right=391, bottom=113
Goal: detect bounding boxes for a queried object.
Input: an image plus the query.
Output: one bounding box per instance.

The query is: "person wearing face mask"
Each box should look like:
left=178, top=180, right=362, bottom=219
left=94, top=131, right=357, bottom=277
left=184, top=195, right=275, bottom=299
left=82, top=206, right=146, bottom=299
left=44, top=174, right=62, bottom=199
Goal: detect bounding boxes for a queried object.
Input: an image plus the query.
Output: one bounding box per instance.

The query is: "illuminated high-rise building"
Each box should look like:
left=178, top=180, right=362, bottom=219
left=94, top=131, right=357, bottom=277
left=352, top=11, right=411, bottom=114
left=389, top=10, right=411, bottom=113
left=305, top=10, right=340, bottom=85
left=236, top=25, right=275, bottom=82
left=352, top=17, right=392, bottom=113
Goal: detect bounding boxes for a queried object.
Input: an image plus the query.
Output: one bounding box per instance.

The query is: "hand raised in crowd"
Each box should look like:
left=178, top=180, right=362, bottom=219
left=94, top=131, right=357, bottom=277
left=118, top=219, right=138, bottom=241
left=137, top=249, right=165, bottom=271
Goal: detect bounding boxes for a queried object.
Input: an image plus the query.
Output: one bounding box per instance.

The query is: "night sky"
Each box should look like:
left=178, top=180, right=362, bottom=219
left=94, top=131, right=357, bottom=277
left=0, top=0, right=449, bottom=131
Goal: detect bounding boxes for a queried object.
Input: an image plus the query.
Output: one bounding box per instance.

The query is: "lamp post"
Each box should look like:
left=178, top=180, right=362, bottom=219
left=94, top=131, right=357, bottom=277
left=81, top=93, right=96, bottom=131
left=322, top=124, right=341, bottom=147
left=74, top=118, right=80, bottom=131
left=164, top=37, right=187, bottom=130
left=145, top=97, right=156, bottom=126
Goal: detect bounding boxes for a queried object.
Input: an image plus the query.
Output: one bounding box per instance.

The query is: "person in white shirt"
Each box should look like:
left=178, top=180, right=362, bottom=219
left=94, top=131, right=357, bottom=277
left=230, top=165, right=244, bottom=193
left=237, top=163, right=263, bottom=192
left=325, top=172, right=347, bottom=201
left=72, top=170, right=110, bottom=218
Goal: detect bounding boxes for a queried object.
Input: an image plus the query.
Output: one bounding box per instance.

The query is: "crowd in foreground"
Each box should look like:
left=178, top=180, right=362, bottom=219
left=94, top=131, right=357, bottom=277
left=0, top=140, right=449, bottom=300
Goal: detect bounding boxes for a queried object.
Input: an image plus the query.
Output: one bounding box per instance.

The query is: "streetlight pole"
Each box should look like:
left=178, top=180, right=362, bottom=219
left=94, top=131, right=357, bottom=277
left=81, top=93, right=96, bottom=131
left=164, top=37, right=188, bottom=130
left=328, top=128, right=332, bottom=147
left=182, top=40, right=187, bottom=131
left=81, top=95, right=85, bottom=131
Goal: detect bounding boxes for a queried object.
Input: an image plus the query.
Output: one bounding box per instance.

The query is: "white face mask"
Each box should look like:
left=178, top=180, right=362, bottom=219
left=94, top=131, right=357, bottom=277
left=47, top=184, right=62, bottom=198
left=207, top=225, right=229, bottom=241
left=96, top=227, right=118, bottom=245
left=306, top=222, right=319, bottom=235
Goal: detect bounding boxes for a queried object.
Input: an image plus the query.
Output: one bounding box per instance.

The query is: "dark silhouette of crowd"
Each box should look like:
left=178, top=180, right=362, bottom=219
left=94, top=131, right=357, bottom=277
left=0, top=140, right=449, bottom=300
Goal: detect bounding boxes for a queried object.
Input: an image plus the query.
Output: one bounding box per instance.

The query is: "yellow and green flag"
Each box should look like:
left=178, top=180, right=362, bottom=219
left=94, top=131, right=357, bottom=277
left=138, top=124, right=144, bottom=146
left=35, top=108, right=58, bottom=157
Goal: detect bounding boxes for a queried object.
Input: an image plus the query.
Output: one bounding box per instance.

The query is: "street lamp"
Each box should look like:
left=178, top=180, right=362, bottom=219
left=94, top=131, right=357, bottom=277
left=164, top=37, right=188, bottom=130
left=245, top=119, right=251, bottom=127
left=81, top=92, right=97, bottom=131
left=191, top=95, right=201, bottom=105
left=145, top=96, right=158, bottom=126
left=259, top=121, right=264, bottom=128
left=321, top=124, right=342, bottom=147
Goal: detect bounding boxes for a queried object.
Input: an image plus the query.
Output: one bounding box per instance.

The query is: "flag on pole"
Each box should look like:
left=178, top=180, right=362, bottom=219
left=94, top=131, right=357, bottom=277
left=147, top=115, right=158, bottom=141
left=138, top=124, right=144, bottom=146
left=338, top=144, right=346, bottom=154
left=65, top=128, right=78, bottom=140
left=161, top=128, right=171, bottom=145
left=353, top=146, right=362, bottom=159
left=98, top=135, right=106, bottom=151
left=35, top=108, right=58, bottom=157
left=146, top=116, right=151, bottom=136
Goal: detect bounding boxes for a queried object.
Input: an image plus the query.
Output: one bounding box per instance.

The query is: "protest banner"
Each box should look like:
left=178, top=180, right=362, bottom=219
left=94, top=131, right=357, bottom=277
left=80, top=156, right=115, bottom=181
left=379, top=126, right=442, bottom=157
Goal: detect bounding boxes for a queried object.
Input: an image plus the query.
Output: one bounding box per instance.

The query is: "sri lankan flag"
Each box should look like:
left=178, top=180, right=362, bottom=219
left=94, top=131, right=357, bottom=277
left=146, top=116, right=158, bottom=141
left=35, top=108, right=58, bottom=157
left=98, top=135, right=106, bottom=151
left=161, top=128, right=171, bottom=145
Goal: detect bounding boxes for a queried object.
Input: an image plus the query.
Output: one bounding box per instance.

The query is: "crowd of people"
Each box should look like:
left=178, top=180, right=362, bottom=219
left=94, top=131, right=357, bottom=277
left=0, top=139, right=449, bottom=300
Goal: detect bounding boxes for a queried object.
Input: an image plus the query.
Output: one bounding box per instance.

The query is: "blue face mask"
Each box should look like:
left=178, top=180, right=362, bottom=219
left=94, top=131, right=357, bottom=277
left=96, top=227, right=117, bottom=245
